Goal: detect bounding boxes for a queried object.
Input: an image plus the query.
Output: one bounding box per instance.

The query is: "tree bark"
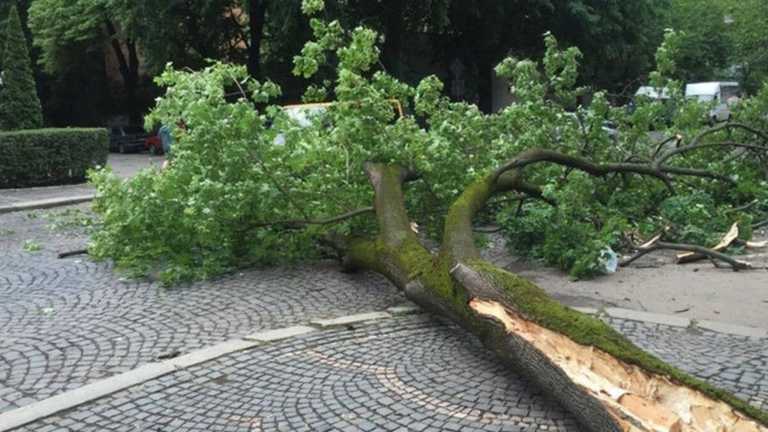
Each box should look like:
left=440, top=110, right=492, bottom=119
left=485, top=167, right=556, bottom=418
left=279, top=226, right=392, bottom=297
left=381, top=0, right=405, bottom=77
left=247, top=0, right=267, bottom=79
left=105, top=19, right=140, bottom=122
left=339, top=158, right=768, bottom=431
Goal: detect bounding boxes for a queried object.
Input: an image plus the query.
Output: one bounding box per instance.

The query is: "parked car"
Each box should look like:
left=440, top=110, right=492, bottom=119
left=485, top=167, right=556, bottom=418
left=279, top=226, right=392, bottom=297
left=144, top=129, right=163, bottom=155
left=685, top=82, right=741, bottom=122
left=109, top=126, right=149, bottom=153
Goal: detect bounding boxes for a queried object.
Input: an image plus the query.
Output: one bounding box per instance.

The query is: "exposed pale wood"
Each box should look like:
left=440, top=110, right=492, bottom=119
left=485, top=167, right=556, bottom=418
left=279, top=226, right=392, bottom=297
left=469, top=298, right=768, bottom=432
left=677, top=223, right=739, bottom=264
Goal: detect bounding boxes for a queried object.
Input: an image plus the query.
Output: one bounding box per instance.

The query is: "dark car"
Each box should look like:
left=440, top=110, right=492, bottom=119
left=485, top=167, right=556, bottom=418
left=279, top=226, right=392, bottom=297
left=109, top=126, right=149, bottom=153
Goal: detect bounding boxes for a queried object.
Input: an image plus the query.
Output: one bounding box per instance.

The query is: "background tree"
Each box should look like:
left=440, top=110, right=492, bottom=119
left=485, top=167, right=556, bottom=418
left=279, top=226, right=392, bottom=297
left=28, top=0, right=143, bottom=121
left=548, top=0, right=667, bottom=96
left=0, top=0, right=35, bottom=83
left=664, top=0, right=732, bottom=82
left=0, top=4, right=42, bottom=130
left=407, top=0, right=666, bottom=109
left=727, top=0, right=768, bottom=93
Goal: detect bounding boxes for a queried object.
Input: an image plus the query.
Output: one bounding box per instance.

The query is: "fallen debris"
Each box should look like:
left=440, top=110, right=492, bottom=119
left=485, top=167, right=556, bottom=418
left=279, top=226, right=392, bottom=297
left=676, top=223, right=739, bottom=264
left=620, top=228, right=752, bottom=271
left=746, top=240, right=768, bottom=249
left=58, top=249, right=88, bottom=259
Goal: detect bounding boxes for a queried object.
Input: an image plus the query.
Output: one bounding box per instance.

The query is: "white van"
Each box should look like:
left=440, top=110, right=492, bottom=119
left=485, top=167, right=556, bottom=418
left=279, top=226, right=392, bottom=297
left=685, top=82, right=740, bottom=122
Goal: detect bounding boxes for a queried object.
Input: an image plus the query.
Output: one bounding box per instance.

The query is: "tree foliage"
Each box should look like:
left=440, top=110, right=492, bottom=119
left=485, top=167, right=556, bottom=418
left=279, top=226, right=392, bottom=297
left=0, top=5, right=42, bottom=130
left=88, top=0, right=768, bottom=284
left=664, top=0, right=732, bottom=82
left=728, top=0, right=768, bottom=92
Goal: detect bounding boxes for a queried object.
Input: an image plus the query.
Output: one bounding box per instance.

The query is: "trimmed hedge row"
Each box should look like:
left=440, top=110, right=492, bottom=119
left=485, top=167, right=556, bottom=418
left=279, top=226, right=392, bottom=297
left=0, top=128, right=109, bottom=188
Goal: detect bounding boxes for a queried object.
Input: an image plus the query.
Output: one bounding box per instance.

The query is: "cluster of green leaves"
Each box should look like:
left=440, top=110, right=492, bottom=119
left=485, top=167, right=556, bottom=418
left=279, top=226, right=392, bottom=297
left=90, top=1, right=768, bottom=283
left=43, top=208, right=97, bottom=233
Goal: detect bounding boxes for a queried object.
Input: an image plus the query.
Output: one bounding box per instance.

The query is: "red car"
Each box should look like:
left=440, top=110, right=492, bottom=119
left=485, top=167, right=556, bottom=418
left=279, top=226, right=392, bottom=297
left=145, top=133, right=163, bottom=155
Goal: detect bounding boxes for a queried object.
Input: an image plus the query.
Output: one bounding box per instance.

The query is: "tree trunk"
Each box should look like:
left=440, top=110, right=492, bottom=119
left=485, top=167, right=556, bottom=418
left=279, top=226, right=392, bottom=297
left=247, top=0, right=267, bottom=79
left=105, top=19, right=140, bottom=122
left=381, top=0, right=405, bottom=77
left=338, top=161, right=768, bottom=432
left=476, top=57, right=494, bottom=113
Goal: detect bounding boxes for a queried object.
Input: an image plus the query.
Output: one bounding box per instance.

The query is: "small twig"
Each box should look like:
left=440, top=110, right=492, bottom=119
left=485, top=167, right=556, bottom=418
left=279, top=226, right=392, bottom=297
left=229, top=74, right=248, bottom=100
left=651, top=134, right=683, bottom=159
left=656, top=141, right=768, bottom=166
left=473, top=226, right=504, bottom=234
left=727, top=200, right=758, bottom=213
left=753, top=220, right=768, bottom=230
left=58, top=249, right=88, bottom=259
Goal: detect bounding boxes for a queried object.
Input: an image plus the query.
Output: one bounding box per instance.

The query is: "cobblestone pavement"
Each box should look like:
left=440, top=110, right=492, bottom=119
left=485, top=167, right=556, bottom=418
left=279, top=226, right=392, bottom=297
left=0, top=205, right=403, bottom=413
left=19, top=314, right=768, bottom=432
left=25, top=316, right=582, bottom=432
left=0, top=154, right=164, bottom=207
left=612, top=319, right=768, bottom=411
left=2, top=205, right=767, bottom=431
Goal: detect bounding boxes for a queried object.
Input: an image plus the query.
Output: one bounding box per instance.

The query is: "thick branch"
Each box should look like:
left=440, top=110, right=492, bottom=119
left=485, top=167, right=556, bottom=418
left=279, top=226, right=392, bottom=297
left=495, top=172, right=557, bottom=206
left=364, top=162, right=418, bottom=247
left=495, top=148, right=680, bottom=193
left=656, top=141, right=768, bottom=166
left=441, top=176, right=496, bottom=261
left=689, top=122, right=768, bottom=147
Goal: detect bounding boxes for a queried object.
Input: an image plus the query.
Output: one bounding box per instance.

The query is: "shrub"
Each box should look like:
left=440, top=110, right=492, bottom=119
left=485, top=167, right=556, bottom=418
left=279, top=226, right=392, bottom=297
left=0, top=128, right=108, bottom=188
left=0, top=6, right=43, bottom=130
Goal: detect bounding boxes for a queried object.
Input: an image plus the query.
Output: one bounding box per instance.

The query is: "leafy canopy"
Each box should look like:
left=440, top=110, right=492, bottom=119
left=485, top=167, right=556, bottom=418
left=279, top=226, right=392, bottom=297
left=90, top=0, right=768, bottom=283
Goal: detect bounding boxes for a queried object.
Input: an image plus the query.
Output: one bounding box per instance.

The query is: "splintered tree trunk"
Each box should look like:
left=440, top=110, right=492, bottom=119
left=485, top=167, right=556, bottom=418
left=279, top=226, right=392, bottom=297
left=340, top=163, right=768, bottom=432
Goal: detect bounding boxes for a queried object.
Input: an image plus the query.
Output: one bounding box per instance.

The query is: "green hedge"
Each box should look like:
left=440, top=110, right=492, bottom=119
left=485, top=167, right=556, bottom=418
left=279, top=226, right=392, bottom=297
left=0, top=128, right=108, bottom=188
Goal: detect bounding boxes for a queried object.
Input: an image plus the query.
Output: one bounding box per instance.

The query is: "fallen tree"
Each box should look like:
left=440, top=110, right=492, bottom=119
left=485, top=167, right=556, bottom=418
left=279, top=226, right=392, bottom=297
left=88, top=5, right=768, bottom=431
left=337, top=161, right=768, bottom=431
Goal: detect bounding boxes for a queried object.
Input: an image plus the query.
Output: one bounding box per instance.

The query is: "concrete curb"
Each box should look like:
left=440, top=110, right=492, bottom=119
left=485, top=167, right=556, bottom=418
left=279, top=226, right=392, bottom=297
left=310, top=311, right=392, bottom=328
left=0, top=195, right=95, bottom=215
left=573, top=306, right=768, bottom=338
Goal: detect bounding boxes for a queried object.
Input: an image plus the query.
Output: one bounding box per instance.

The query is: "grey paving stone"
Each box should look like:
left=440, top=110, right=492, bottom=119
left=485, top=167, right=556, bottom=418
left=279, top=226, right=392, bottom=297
left=0, top=205, right=405, bottom=414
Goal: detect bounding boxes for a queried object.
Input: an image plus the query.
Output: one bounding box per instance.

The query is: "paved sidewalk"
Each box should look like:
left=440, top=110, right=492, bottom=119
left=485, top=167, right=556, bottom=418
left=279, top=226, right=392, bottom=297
left=0, top=206, right=403, bottom=414
left=0, top=154, right=164, bottom=209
